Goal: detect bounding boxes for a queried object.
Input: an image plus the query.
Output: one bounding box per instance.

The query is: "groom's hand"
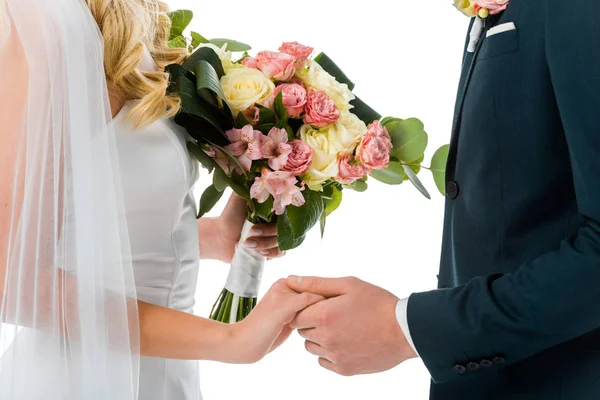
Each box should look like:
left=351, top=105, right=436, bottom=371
left=287, top=276, right=417, bottom=376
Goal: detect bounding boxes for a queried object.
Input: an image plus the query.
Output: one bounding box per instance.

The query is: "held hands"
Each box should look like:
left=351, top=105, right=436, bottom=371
left=226, top=279, right=323, bottom=364
left=216, top=194, right=284, bottom=262
left=287, top=276, right=417, bottom=376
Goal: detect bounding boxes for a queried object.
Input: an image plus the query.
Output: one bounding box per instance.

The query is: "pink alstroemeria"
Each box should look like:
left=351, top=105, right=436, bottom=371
left=263, top=127, right=292, bottom=171
left=250, top=168, right=305, bottom=215
left=224, top=125, right=265, bottom=172
left=205, top=146, right=239, bottom=176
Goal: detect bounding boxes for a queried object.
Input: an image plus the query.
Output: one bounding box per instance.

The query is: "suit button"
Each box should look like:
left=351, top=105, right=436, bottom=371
left=446, top=181, right=459, bottom=199
left=452, top=364, right=467, bottom=375
left=480, top=359, right=493, bottom=368
left=467, top=362, right=480, bottom=372
left=493, top=356, right=506, bottom=365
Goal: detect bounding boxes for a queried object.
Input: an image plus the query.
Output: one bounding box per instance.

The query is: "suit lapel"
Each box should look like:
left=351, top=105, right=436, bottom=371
left=447, top=15, right=501, bottom=179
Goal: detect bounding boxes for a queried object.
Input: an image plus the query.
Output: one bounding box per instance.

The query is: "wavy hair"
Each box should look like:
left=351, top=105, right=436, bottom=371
left=86, top=0, right=188, bottom=128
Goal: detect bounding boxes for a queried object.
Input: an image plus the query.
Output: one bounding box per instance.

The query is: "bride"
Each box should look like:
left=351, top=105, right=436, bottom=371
left=0, top=0, right=321, bottom=399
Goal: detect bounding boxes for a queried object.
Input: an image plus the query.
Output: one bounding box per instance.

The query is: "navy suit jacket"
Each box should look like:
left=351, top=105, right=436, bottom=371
left=407, top=0, right=600, bottom=398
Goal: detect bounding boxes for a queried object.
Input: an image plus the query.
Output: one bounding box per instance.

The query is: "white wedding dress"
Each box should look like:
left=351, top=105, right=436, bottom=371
left=113, top=100, right=203, bottom=400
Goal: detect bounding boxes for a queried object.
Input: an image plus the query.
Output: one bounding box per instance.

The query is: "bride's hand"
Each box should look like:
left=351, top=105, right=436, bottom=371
left=217, top=194, right=284, bottom=262
left=225, top=279, right=324, bottom=364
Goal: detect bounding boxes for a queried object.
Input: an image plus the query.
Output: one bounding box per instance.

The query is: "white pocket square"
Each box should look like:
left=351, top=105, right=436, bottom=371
left=487, top=22, right=517, bottom=37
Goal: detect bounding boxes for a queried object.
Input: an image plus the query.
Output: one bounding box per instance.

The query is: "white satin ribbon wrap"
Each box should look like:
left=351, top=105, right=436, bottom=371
left=225, top=220, right=266, bottom=298
left=468, top=16, right=485, bottom=53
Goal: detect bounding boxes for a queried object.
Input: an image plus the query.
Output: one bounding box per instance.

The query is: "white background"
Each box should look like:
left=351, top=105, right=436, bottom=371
left=168, top=1, right=469, bottom=399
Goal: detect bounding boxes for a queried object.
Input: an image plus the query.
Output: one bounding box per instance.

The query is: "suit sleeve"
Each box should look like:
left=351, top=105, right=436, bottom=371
left=407, top=0, right=600, bottom=383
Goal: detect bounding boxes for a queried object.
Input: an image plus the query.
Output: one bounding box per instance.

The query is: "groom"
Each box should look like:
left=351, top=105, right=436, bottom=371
left=287, top=0, right=600, bottom=398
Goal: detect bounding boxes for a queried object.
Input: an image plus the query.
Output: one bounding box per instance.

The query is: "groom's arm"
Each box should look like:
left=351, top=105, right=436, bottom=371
left=407, top=0, right=600, bottom=383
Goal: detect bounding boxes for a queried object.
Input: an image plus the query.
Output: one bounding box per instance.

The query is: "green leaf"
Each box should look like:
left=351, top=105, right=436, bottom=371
left=213, top=167, right=229, bottom=192
left=187, top=142, right=215, bottom=173
left=191, top=31, right=209, bottom=48
left=349, top=96, right=382, bottom=125
left=325, top=186, right=343, bottom=216
left=277, top=190, right=324, bottom=251
left=404, top=154, right=424, bottom=178
left=388, top=118, right=429, bottom=162
left=168, top=36, right=188, bottom=49
left=430, top=144, right=450, bottom=196
left=235, top=112, right=251, bottom=129
left=320, top=210, right=326, bottom=239
left=351, top=180, right=368, bottom=192
left=256, top=105, right=276, bottom=125
left=314, top=53, right=355, bottom=91
left=403, top=165, right=431, bottom=199
left=381, top=116, right=403, bottom=126
left=168, top=10, right=193, bottom=38
left=255, top=123, right=275, bottom=135
left=255, top=197, right=274, bottom=222
left=196, top=60, right=226, bottom=100
left=274, top=91, right=288, bottom=124
left=198, top=185, right=224, bottom=218
left=183, top=47, right=225, bottom=77
left=370, top=161, right=406, bottom=185
left=209, top=38, right=252, bottom=52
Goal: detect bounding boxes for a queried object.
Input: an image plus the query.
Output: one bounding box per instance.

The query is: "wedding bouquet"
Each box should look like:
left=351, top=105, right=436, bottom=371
left=166, top=10, right=449, bottom=323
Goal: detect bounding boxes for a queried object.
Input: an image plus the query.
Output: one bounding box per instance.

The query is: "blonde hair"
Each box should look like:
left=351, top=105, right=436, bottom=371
left=86, top=0, right=188, bottom=128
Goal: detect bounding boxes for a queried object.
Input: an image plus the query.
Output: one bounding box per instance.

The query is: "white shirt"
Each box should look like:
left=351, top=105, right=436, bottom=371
left=395, top=297, right=419, bottom=357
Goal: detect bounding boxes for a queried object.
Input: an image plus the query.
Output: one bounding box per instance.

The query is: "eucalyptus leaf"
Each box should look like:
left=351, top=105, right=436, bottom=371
left=351, top=180, right=368, bottom=192
left=370, top=161, right=406, bottom=185
left=168, top=10, right=193, bottom=38
left=404, top=154, right=424, bottom=178
left=191, top=31, right=209, bottom=48
left=168, top=36, right=188, bottom=49
left=430, top=144, right=450, bottom=196
left=198, top=185, right=224, bottom=218
left=209, top=38, right=252, bottom=52
left=314, top=53, right=355, bottom=91
left=381, top=116, right=403, bottom=126
left=389, top=118, right=428, bottom=162
left=325, top=186, right=343, bottom=216
left=187, top=142, right=215, bottom=173
left=320, top=210, right=326, bottom=239
left=403, top=165, right=431, bottom=199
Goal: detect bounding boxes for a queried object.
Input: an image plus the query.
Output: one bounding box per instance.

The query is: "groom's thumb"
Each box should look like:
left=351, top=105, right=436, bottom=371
left=287, top=275, right=349, bottom=298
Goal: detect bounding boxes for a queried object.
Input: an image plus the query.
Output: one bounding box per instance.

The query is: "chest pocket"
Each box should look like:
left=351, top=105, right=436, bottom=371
left=478, top=28, right=519, bottom=62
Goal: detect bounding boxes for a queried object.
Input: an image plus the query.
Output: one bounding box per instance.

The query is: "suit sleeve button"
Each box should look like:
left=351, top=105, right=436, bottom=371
left=452, top=364, right=467, bottom=375
left=446, top=181, right=460, bottom=199
left=480, top=359, right=493, bottom=368
left=492, top=357, right=506, bottom=365
left=467, top=362, right=480, bottom=372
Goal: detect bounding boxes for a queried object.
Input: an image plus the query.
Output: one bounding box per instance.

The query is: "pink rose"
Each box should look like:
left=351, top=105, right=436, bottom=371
left=335, top=155, right=371, bottom=184
left=250, top=168, right=305, bottom=215
left=263, top=127, right=293, bottom=171
left=303, top=90, right=340, bottom=127
left=279, top=41, right=314, bottom=69
left=244, top=51, right=296, bottom=81
left=474, top=0, right=509, bottom=14
left=269, top=83, right=307, bottom=118
left=356, top=120, right=392, bottom=170
left=224, top=125, right=265, bottom=172
left=283, top=140, right=313, bottom=176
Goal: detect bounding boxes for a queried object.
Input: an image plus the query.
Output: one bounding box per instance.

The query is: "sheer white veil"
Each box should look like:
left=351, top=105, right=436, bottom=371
left=0, top=0, right=139, bottom=398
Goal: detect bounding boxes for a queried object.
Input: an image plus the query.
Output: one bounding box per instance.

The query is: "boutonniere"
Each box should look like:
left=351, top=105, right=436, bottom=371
left=454, top=0, right=509, bottom=19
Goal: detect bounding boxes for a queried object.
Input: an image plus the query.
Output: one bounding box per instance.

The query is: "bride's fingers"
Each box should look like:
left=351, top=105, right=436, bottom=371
left=250, top=223, right=277, bottom=237
left=246, top=235, right=278, bottom=251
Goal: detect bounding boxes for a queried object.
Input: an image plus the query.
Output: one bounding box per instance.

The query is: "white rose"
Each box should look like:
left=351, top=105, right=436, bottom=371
left=336, top=111, right=367, bottom=153
left=296, top=61, right=355, bottom=111
left=299, top=125, right=339, bottom=191
left=220, top=67, right=275, bottom=115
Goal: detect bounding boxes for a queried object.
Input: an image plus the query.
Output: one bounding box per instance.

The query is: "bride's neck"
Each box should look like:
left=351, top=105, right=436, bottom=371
left=108, top=84, right=127, bottom=118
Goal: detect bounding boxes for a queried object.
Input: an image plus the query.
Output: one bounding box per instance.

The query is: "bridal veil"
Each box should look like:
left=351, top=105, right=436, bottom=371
left=0, top=0, right=139, bottom=398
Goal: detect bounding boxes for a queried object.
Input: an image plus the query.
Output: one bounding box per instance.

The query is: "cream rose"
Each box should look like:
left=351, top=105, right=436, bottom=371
left=299, top=125, right=339, bottom=191
left=296, top=61, right=355, bottom=111
left=453, top=0, right=476, bottom=17
left=220, top=67, right=275, bottom=115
